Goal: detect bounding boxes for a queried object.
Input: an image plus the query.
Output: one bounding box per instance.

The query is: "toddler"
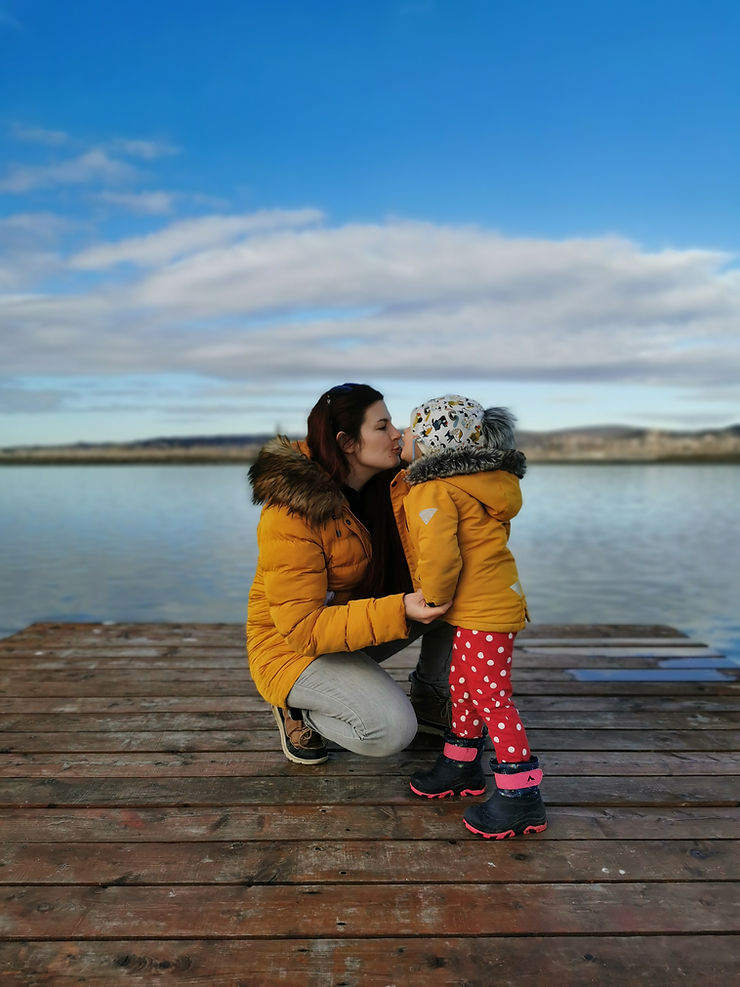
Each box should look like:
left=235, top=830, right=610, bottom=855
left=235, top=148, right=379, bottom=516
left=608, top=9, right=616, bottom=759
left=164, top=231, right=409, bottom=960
left=392, top=394, right=546, bottom=839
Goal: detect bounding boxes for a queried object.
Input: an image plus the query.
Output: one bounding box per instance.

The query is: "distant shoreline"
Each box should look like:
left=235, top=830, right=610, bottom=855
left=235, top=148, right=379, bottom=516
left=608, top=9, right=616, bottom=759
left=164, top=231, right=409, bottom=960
left=1, top=424, right=738, bottom=465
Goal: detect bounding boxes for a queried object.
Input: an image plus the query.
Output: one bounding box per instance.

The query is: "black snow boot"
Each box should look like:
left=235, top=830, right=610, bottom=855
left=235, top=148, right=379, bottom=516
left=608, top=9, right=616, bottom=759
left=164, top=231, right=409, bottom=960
left=463, top=756, right=547, bottom=839
left=409, top=732, right=487, bottom=799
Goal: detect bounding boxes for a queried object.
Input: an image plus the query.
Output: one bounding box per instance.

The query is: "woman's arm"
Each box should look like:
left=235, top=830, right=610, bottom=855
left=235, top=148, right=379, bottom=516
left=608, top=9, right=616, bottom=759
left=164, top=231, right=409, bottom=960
left=259, top=506, right=412, bottom=656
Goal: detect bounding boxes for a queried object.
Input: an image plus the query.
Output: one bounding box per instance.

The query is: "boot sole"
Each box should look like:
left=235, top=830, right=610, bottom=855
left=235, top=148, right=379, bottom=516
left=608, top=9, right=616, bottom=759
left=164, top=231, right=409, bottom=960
left=463, top=819, right=548, bottom=839
left=272, top=706, right=329, bottom=765
left=409, top=782, right=486, bottom=799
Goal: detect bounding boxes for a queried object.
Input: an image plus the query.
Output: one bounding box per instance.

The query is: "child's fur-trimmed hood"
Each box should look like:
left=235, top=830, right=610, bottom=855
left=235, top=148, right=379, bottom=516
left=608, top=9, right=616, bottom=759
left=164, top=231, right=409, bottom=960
left=405, top=446, right=526, bottom=486
left=248, top=436, right=345, bottom=525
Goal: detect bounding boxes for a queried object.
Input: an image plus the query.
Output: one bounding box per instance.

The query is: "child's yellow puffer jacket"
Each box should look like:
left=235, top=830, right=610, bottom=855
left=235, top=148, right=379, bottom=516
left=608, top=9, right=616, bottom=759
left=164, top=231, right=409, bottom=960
left=390, top=446, right=529, bottom=632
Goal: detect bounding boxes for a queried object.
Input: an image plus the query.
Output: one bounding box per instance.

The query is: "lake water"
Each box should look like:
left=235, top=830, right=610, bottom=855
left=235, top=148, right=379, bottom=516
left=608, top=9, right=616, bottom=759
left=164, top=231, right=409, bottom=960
left=1, top=463, right=739, bottom=660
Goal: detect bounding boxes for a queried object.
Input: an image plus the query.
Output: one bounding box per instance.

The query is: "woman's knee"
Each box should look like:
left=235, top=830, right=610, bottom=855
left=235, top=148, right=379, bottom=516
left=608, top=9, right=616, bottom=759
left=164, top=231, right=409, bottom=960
left=288, top=649, right=418, bottom=757
left=361, top=700, right=417, bottom=757
left=317, top=691, right=416, bottom=757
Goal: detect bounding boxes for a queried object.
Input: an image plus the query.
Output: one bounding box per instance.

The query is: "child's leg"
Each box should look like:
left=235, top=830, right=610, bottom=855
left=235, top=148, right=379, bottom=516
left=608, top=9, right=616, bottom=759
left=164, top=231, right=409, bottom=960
left=452, top=628, right=547, bottom=839
left=451, top=628, right=531, bottom=761
left=449, top=628, right=486, bottom=740
left=408, top=626, right=486, bottom=799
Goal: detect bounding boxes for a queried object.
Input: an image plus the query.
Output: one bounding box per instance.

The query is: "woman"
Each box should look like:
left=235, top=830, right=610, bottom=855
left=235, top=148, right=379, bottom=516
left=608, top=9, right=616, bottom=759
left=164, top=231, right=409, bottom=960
left=247, top=383, right=454, bottom=764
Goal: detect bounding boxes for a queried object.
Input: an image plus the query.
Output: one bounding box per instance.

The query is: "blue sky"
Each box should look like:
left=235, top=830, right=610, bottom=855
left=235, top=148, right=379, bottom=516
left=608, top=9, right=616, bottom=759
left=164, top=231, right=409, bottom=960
left=1, top=0, right=738, bottom=445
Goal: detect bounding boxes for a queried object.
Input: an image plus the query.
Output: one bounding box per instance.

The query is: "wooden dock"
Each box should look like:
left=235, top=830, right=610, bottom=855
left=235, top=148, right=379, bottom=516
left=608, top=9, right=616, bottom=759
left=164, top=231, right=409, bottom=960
left=0, top=622, right=738, bottom=985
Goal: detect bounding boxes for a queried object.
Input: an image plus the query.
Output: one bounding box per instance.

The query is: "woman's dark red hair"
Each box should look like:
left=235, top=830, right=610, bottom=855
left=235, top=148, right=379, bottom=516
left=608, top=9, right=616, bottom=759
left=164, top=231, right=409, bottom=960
left=306, top=383, right=383, bottom=485
left=306, top=382, right=411, bottom=598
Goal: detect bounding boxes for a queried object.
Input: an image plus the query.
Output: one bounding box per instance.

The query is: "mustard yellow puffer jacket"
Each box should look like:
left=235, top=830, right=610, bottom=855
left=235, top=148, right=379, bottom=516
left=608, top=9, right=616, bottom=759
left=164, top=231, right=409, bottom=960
left=246, top=437, right=408, bottom=706
left=390, top=446, right=529, bottom=632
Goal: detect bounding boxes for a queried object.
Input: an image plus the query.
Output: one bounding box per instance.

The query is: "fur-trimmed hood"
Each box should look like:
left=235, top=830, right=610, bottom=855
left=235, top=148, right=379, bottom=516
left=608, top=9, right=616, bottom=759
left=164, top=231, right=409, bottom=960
left=404, top=446, right=527, bottom=486
left=248, top=436, right=345, bottom=526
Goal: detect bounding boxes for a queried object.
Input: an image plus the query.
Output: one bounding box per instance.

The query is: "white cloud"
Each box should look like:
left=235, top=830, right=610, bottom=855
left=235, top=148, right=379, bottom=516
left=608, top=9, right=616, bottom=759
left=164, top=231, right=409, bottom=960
left=0, top=212, right=72, bottom=289
left=0, top=211, right=73, bottom=244
left=108, top=138, right=180, bottom=160
left=69, top=208, right=324, bottom=268
left=2, top=213, right=739, bottom=408
left=95, top=190, right=177, bottom=215
left=11, top=124, right=70, bottom=145
left=0, top=149, right=141, bottom=193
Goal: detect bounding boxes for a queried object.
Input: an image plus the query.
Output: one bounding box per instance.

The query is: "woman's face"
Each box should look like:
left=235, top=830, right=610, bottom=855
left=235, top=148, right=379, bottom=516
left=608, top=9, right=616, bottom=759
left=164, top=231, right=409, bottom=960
left=343, top=400, right=402, bottom=480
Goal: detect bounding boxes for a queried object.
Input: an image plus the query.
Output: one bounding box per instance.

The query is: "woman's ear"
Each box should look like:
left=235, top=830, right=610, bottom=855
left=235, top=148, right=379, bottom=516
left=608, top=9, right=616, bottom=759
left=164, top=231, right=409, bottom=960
left=337, top=431, right=357, bottom=455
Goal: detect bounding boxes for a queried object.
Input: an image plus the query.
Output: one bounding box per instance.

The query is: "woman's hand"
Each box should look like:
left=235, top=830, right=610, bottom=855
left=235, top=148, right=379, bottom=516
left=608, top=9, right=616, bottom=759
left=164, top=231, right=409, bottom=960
left=403, top=590, right=452, bottom=624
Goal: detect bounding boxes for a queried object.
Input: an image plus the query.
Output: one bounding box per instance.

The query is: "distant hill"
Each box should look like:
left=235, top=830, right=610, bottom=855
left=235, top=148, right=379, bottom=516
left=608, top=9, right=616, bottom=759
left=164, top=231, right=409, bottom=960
left=0, top=434, right=276, bottom=464
left=1, top=425, right=738, bottom=463
left=515, top=423, right=740, bottom=462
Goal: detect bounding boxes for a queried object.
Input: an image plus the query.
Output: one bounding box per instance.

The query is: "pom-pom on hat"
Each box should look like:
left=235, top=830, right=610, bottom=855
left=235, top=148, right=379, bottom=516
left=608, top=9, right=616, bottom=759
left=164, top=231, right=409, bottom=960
left=409, top=395, right=517, bottom=455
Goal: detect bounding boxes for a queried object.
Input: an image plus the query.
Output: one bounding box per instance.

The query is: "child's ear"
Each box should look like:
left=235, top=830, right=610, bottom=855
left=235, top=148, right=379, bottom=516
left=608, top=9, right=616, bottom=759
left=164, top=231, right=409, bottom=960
left=337, top=431, right=357, bottom=454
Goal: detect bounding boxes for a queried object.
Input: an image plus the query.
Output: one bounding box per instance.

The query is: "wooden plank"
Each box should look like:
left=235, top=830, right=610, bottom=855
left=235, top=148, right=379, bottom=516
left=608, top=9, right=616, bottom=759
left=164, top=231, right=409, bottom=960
left=2, top=708, right=738, bottom=731
left=1, top=838, right=735, bottom=886
left=2, top=652, right=735, bottom=672
left=0, top=750, right=737, bottom=778
left=482, top=681, right=740, bottom=695
left=3, top=679, right=739, bottom=700
left=6, top=680, right=738, bottom=700
left=0, top=636, right=699, bottom=657
left=2, top=694, right=738, bottom=714
left=0, top=639, right=724, bottom=658
left=3, top=665, right=738, bottom=694
left=4, top=620, right=686, bottom=639
left=1, top=621, right=246, bottom=641
left=0, top=619, right=736, bottom=983
left=520, top=696, right=740, bottom=711
left=516, top=646, right=726, bottom=658
left=0, top=637, right=699, bottom=658
left=568, top=669, right=738, bottom=682
left=0, top=775, right=735, bottom=808
left=1, top=883, right=737, bottom=938
left=0, top=728, right=737, bottom=755
left=1, top=805, right=737, bottom=843
left=1, top=935, right=736, bottom=986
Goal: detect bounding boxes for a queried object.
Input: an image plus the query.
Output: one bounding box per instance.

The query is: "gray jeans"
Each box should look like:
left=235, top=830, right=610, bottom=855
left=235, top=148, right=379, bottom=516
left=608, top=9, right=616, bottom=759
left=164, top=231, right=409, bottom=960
left=286, top=621, right=453, bottom=758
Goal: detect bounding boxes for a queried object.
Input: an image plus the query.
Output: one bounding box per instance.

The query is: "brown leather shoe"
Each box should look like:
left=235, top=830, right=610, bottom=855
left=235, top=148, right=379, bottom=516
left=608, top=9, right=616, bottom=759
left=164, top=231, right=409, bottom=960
left=272, top=706, right=329, bottom=764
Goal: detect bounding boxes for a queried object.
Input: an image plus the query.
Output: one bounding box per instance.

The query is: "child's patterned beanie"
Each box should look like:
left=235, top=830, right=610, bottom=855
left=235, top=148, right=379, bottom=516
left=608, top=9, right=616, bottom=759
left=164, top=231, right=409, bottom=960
left=409, top=395, right=517, bottom=455
left=409, top=394, right=486, bottom=454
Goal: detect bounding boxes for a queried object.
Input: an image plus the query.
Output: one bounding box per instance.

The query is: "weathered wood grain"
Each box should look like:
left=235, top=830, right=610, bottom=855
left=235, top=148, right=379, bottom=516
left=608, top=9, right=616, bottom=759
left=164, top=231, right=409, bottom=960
left=1, top=935, right=735, bottom=986
left=1, top=883, right=736, bottom=938
left=0, top=774, right=736, bottom=808
left=1, top=805, right=737, bottom=843
left=0, top=749, right=737, bottom=778
left=1, top=727, right=737, bottom=755
left=0, top=620, right=736, bottom=984
left=1, top=838, right=735, bottom=885
left=1, top=709, right=737, bottom=731
left=2, top=668, right=738, bottom=697
left=2, top=694, right=738, bottom=713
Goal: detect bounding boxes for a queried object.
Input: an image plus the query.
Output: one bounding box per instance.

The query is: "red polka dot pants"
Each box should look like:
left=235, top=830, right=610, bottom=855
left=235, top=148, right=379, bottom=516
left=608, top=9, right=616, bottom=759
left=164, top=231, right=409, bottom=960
left=449, top=626, right=532, bottom=764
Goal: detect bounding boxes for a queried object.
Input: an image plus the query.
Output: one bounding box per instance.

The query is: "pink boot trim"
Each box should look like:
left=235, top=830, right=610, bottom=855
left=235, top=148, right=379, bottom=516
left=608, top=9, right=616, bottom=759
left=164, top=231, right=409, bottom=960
left=495, top=767, right=543, bottom=789
left=464, top=819, right=548, bottom=839
left=443, top=742, right=479, bottom=762
left=409, top=781, right=485, bottom=799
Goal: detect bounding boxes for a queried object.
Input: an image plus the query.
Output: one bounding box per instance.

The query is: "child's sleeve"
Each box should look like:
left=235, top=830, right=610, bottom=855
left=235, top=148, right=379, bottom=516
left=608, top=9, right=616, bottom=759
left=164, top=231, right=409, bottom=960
left=405, top=483, right=462, bottom=606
